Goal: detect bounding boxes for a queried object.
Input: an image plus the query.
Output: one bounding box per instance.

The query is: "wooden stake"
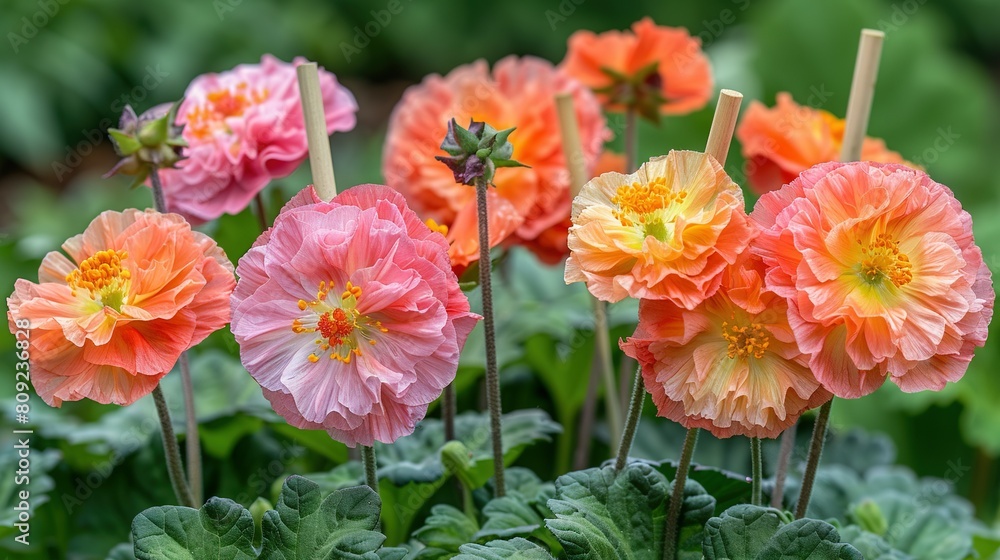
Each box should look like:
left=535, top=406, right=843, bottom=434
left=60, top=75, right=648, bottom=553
left=555, top=94, right=590, bottom=197
left=704, top=89, right=743, bottom=165
left=295, top=63, right=337, bottom=201
left=840, top=29, right=885, bottom=162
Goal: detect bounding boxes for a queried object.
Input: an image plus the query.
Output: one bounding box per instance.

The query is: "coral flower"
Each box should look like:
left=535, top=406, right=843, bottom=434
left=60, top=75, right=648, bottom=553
left=158, top=55, right=358, bottom=223
left=752, top=161, right=994, bottom=398
left=6, top=210, right=235, bottom=406
left=383, top=56, right=610, bottom=265
left=621, top=254, right=831, bottom=438
left=565, top=150, right=754, bottom=308
left=560, top=17, right=713, bottom=117
left=231, top=184, right=480, bottom=446
left=736, top=92, right=911, bottom=194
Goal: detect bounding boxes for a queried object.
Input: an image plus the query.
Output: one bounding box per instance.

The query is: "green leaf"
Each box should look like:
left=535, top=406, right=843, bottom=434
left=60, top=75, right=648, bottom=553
left=756, top=519, right=863, bottom=559
left=0, top=446, right=59, bottom=540
left=838, top=527, right=912, bottom=560
left=132, top=477, right=397, bottom=560
left=105, top=543, right=138, bottom=560
left=454, top=538, right=555, bottom=559
left=544, top=463, right=713, bottom=559
left=413, top=504, right=479, bottom=557
left=131, top=497, right=257, bottom=559
left=260, top=477, right=387, bottom=558
left=654, top=461, right=752, bottom=513
left=702, top=505, right=862, bottom=560
left=703, top=505, right=785, bottom=560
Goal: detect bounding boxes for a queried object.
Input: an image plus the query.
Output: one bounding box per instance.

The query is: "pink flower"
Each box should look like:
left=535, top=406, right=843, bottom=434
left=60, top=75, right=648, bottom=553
left=231, top=184, right=480, bottom=446
left=158, top=55, right=358, bottom=223
left=752, top=161, right=994, bottom=398
left=621, top=254, right=831, bottom=438
left=382, top=56, right=610, bottom=264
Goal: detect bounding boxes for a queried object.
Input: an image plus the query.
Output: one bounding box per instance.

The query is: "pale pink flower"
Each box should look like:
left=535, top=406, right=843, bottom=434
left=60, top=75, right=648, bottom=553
left=231, top=184, right=480, bottom=446
left=158, top=55, right=358, bottom=223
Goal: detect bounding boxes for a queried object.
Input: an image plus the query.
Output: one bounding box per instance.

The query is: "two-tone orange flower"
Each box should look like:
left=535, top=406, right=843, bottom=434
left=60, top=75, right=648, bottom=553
left=383, top=56, right=610, bottom=267
left=621, top=254, right=831, bottom=438
left=6, top=210, right=235, bottom=406
left=560, top=17, right=713, bottom=119
left=565, top=150, right=753, bottom=308
left=752, top=161, right=994, bottom=398
left=736, top=92, right=911, bottom=194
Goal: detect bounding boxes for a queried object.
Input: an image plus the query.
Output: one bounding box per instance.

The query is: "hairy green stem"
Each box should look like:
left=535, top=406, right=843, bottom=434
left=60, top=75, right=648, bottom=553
left=442, top=384, right=456, bottom=442
left=254, top=191, right=269, bottom=233
left=771, top=422, right=798, bottom=508
left=152, top=386, right=195, bottom=508
left=362, top=445, right=378, bottom=493
left=476, top=177, right=505, bottom=496
left=751, top=436, right=763, bottom=506
left=591, top=297, right=623, bottom=453
left=795, top=400, right=833, bottom=519
left=615, top=366, right=645, bottom=472
left=663, top=428, right=700, bottom=560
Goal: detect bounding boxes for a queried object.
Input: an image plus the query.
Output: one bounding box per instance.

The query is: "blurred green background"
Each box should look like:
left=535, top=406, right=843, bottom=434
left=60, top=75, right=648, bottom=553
left=1, top=0, right=999, bottom=557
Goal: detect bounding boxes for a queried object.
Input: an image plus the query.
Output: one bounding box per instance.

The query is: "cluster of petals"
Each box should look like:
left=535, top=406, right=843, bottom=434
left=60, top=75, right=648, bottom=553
left=382, top=56, right=610, bottom=267
left=7, top=210, right=235, bottom=406
left=736, top=92, right=911, bottom=194
left=751, top=161, right=993, bottom=398
left=560, top=17, right=713, bottom=116
left=158, top=55, right=358, bottom=223
left=565, top=150, right=753, bottom=308
left=230, top=184, right=480, bottom=446
left=621, top=254, right=832, bottom=438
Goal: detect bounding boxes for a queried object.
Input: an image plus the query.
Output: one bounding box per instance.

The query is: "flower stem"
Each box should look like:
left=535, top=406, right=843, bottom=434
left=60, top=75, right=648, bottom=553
left=591, top=297, right=623, bottom=453
left=148, top=167, right=168, bottom=213
left=361, top=445, right=378, bottom=493
left=795, top=400, right=832, bottom=519
left=624, top=109, right=638, bottom=173
left=151, top=385, right=195, bottom=508
left=770, top=422, right=798, bottom=508
left=475, top=177, right=505, bottom=497
left=615, top=366, right=645, bottom=472
left=751, top=436, right=762, bottom=506
left=149, top=168, right=202, bottom=506
left=443, top=384, right=456, bottom=442
left=179, top=353, right=202, bottom=505
left=254, top=191, right=269, bottom=233
left=663, top=428, right=700, bottom=560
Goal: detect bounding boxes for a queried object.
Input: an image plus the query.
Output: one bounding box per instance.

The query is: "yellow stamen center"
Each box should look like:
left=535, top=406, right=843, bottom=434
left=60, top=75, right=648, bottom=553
left=65, top=249, right=131, bottom=311
left=291, top=281, right=389, bottom=365
left=187, top=82, right=269, bottom=140
left=858, top=234, right=912, bottom=288
left=611, top=177, right=686, bottom=239
left=425, top=218, right=449, bottom=236
left=721, top=321, right=770, bottom=360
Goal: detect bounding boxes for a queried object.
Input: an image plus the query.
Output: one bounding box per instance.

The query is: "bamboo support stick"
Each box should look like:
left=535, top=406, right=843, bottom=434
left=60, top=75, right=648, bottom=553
left=296, top=62, right=337, bottom=200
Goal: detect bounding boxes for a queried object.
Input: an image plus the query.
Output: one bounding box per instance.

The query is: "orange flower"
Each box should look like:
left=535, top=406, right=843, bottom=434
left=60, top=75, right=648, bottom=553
left=621, top=254, right=831, bottom=438
left=736, top=92, right=912, bottom=194
left=752, top=161, right=994, bottom=398
left=6, top=210, right=235, bottom=406
left=383, top=56, right=610, bottom=266
left=565, top=150, right=753, bottom=308
left=561, top=17, right=713, bottom=118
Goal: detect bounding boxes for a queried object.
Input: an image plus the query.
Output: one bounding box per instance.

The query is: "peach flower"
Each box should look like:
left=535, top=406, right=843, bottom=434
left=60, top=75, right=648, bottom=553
left=752, top=161, right=994, bottom=397
left=621, top=254, right=831, bottom=438
left=231, top=185, right=480, bottom=446
left=565, top=150, right=753, bottom=308
left=383, top=56, right=610, bottom=265
left=561, top=18, right=713, bottom=117
left=158, top=55, right=358, bottom=223
left=6, top=210, right=235, bottom=406
left=736, top=92, right=911, bottom=194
